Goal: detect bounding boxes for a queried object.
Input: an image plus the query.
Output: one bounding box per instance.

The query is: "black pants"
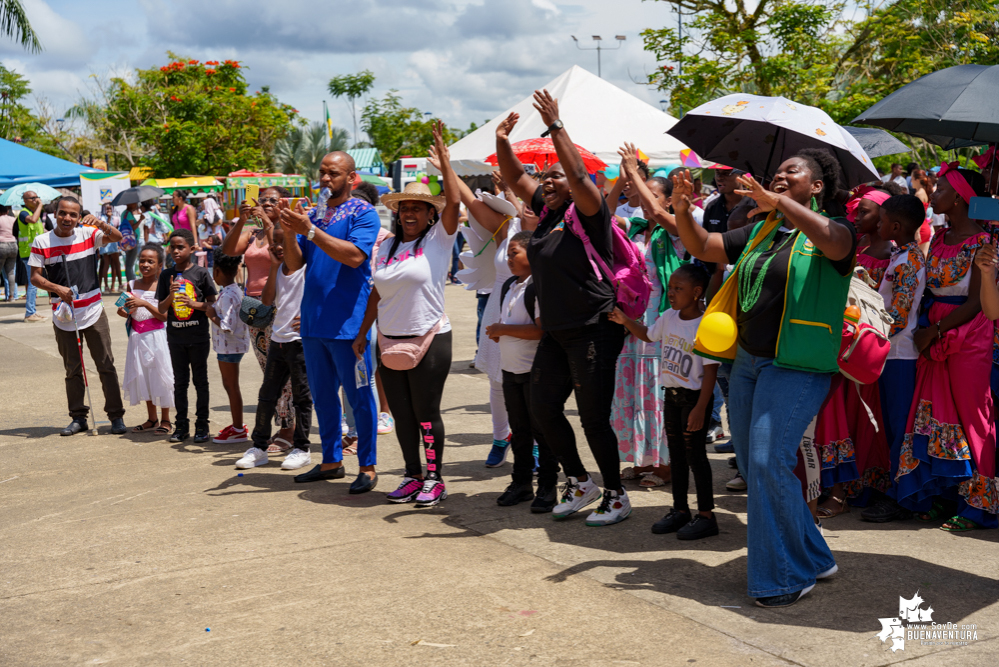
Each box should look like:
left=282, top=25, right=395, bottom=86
left=168, top=337, right=211, bottom=431
left=503, top=370, right=560, bottom=487
left=252, top=340, right=312, bottom=451
left=378, top=331, right=452, bottom=480
left=663, top=386, right=715, bottom=513
left=530, top=317, right=626, bottom=491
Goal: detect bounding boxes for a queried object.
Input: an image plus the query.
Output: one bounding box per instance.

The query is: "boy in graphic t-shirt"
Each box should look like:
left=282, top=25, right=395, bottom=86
left=610, top=264, right=720, bottom=540
left=156, top=228, right=217, bottom=444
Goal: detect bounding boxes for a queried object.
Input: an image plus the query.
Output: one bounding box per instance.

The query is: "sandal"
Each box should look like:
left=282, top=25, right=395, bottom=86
left=155, top=421, right=172, bottom=435
left=639, top=472, right=669, bottom=488
left=940, top=515, right=981, bottom=532
left=342, top=436, right=358, bottom=456
left=816, top=496, right=849, bottom=519
left=621, top=467, right=640, bottom=480
left=132, top=420, right=159, bottom=433
left=916, top=500, right=948, bottom=522
left=266, top=437, right=293, bottom=454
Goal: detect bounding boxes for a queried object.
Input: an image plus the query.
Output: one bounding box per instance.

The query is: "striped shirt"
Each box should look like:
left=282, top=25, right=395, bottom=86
left=28, top=226, right=108, bottom=332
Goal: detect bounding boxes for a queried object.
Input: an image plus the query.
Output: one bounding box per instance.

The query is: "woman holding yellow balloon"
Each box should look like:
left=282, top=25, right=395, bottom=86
left=671, top=148, right=857, bottom=608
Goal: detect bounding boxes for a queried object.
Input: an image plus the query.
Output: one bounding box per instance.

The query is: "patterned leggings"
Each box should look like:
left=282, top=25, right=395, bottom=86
left=251, top=324, right=294, bottom=429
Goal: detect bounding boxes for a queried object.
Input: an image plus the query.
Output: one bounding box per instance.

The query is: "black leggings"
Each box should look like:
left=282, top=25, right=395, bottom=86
left=378, top=330, right=452, bottom=480
left=530, top=318, right=626, bottom=491
left=663, top=387, right=715, bottom=513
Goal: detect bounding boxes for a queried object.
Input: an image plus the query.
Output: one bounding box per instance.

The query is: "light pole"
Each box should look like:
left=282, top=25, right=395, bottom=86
left=571, top=35, right=626, bottom=78
left=659, top=100, right=669, bottom=112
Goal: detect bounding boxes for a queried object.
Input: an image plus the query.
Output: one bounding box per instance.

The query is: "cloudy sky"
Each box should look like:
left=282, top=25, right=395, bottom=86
left=1, top=0, right=679, bottom=140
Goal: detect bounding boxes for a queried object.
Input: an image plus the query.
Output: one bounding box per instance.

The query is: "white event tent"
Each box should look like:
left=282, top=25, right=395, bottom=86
left=439, top=65, right=689, bottom=177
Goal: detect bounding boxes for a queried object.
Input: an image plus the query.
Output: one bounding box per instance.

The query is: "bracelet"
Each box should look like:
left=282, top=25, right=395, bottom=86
left=936, top=321, right=943, bottom=339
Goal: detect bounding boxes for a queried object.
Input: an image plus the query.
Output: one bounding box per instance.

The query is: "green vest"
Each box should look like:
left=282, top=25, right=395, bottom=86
left=737, top=219, right=852, bottom=374
left=16, top=210, right=45, bottom=258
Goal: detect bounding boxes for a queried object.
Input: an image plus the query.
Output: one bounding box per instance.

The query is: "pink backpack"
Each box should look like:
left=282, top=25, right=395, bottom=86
left=563, top=204, right=651, bottom=319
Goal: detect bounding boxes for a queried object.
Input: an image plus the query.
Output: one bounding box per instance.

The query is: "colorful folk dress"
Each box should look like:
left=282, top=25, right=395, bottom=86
left=897, top=231, right=998, bottom=526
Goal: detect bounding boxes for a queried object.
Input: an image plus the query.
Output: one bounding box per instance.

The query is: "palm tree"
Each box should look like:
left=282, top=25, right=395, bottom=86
left=272, top=121, right=349, bottom=181
left=2, top=0, right=42, bottom=53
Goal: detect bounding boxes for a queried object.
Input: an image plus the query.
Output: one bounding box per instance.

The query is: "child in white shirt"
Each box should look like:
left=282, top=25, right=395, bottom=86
left=610, top=263, right=720, bottom=540
left=207, top=248, right=250, bottom=444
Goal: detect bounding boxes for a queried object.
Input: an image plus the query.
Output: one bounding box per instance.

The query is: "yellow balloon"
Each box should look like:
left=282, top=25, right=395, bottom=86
left=698, top=312, right=737, bottom=352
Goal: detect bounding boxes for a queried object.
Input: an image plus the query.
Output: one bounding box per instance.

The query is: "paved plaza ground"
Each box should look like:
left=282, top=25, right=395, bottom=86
left=1, top=286, right=997, bottom=666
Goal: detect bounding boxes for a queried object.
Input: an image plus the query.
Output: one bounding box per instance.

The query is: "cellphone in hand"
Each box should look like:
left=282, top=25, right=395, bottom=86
left=245, top=184, right=259, bottom=207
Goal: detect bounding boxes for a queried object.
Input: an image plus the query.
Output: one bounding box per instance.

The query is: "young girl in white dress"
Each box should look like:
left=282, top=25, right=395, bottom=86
left=118, top=243, right=174, bottom=434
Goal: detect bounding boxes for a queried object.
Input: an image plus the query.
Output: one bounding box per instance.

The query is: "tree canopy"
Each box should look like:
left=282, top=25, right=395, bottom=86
left=70, top=55, right=299, bottom=177
left=360, top=90, right=455, bottom=166
left=328, top=70, right=375, bottom=147
left=1, top=0, right=41, bottom=53
left=0, top=62, right=66, bottom=157
left=273, top=121, right=350, bottom=181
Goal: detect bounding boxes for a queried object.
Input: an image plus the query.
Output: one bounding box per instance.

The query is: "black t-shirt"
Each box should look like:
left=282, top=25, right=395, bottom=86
left=699, top=195, right=748, bottom=274
left=155, top=264, right=217, bottom=343
left=722, top=216, right=857, bottom=358
left=527, top=187, right=615, bottom=331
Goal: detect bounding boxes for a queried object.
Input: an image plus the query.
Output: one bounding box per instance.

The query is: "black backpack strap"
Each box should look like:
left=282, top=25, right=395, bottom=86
left=524, top=282, right=536, bottom=322
left=499, top=276, right=518, bottom=311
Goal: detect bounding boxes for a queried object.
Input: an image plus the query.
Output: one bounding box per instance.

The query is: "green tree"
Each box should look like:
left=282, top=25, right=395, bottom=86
left=361, top=90, right=454, bottom=166
left=1, top=0, right=41, bottom=53
left=0, top=63, right=67, bottom=157
left=328, top=69, right=375, bottom=147
left=273, top=121, right=350, bottom=181
left=70, top=55, right=299, bottom=176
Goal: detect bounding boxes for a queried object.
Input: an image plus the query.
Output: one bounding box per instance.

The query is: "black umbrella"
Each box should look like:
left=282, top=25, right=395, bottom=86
left=852, top=65, right=999, bottom=148
left=842, top=127, right=911, bottom=159
left=110, top=185, right=164, bottom=206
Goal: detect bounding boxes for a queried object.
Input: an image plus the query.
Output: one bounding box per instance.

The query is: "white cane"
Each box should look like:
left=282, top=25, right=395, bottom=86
left=60, top=254, right=100, bottom=436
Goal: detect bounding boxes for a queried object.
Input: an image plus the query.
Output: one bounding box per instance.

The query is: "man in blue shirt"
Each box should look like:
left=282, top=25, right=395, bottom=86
left=279, top=152, right=381, bottom=493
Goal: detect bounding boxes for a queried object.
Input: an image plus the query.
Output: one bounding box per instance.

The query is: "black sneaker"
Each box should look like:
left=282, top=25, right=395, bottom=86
left=530, top=485, right=557, bottom=513
left=110, top=417, right=127, bottom=435
left=651, top=508, right=691, bottom=534
left=728, top=456, right=738, bottom=469
left=497, top=482, right=535, bottom=506
left=861, top=498, right=912, bottom=523
left=677, top=513, right=719, bottom=540
left=193, top=429, right=210, bottom=444
left=169, top=426, right=189, bottom=443
left=755, top=584, right=815, bottom=608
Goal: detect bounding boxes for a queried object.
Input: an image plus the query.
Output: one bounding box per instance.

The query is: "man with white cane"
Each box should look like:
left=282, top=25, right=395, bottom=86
left=29, top=197, right=127, bottom=436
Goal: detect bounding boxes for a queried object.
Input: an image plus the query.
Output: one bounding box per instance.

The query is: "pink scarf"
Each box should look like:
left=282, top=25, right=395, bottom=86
left=845, top=184, right=892, bottom=223
left=939, top=161, right=977, bottom=205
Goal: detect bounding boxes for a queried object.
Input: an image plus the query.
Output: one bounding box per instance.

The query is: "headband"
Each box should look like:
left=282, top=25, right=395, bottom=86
left=845, top=185, right=892, bottom=223
left=972, top=146, right=996, bottom=170
left=939, top=161, right=976, bottom=205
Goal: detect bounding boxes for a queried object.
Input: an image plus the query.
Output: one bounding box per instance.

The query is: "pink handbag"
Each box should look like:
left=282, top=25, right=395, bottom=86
left=377, top=318, right=444, bottom=371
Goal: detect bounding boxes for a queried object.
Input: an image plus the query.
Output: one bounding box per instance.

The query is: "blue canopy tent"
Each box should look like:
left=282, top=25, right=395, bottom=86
left=0, top=138, right=103, bottom=189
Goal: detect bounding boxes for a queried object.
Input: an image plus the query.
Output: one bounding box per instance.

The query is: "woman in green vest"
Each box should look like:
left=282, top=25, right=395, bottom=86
left=672, top=148, right=857, bottom=608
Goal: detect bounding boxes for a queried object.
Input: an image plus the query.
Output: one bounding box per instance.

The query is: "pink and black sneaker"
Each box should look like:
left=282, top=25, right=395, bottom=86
left=414, top=479, right=447, bottom=508
left=386, top=477, right=424, bottom=504
left=213, top=424, right=249, bottom=444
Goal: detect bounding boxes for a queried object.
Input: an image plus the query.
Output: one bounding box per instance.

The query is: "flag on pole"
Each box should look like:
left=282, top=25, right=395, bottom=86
left=324, top=101, right=333, bottom=140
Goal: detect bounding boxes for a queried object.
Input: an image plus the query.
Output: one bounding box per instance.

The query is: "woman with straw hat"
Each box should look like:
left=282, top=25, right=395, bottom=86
left=353, top=120, right=460, bottom=508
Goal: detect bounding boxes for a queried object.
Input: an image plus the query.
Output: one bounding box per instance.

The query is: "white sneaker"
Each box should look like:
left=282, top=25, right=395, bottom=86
left=585, top=488, right=632, bottom=526
left=377, top=412, right=395, bottom=435
left=235, top=447, right=268, bottom=469
left=281, top=449, right=311, bottom=470
left=817, top=563, right=838, bottom=579
left=552, top=476, right=601, bottom=520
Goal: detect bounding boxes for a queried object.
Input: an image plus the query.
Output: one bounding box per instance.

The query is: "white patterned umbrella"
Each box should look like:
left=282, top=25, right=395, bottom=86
left=667, top=94, right=879, bottom=188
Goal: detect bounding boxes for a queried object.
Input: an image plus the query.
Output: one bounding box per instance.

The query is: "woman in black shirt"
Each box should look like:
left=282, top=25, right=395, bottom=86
left=671, top=149, right=857, bottom=608
left=496, top=90, right=629, bottom=527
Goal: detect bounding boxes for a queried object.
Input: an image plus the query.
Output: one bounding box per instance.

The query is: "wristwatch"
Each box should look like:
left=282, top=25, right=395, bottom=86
left=541, top=119, right=564, bottom=138
left=307, top=224, right=316, bottom=242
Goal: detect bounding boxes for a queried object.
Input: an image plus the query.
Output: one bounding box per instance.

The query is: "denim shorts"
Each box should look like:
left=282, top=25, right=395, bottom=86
left=217, top=352, right=244, bottom=363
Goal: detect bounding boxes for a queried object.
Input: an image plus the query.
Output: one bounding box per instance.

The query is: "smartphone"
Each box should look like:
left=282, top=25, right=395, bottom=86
left=282, top=197, right=311, bottom=210
left=245, top=184, right=259, bottom=207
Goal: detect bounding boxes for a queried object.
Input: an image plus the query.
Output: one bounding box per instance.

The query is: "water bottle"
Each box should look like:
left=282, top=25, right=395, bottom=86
left=354, top=357, right=368, bottom=389
left=313, top=187, right=331, bottom=221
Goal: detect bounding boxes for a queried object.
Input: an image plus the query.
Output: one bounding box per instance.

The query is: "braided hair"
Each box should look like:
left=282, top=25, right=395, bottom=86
left=385, top=202, right=439, bottom=261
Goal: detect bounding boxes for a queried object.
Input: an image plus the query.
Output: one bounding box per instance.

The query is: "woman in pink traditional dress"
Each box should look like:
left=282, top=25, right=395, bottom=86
left=896, top=164, right=996, bottom=532
left=811, top=185, right=894, bottom=518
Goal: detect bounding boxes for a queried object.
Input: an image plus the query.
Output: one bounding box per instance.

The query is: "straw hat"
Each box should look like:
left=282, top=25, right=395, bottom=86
left=381, top=181, right=447, bottom=213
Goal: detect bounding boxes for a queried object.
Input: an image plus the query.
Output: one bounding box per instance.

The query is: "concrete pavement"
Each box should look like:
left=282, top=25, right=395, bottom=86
left=1, top=287, right=997, bottom=666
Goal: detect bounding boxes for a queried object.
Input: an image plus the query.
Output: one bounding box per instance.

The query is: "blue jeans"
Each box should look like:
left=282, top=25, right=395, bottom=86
left=21, top=256, right=36, bottom=316
left=475, top=293, right=489, bottom=346
left=711, top=362, right=732, bottom=426
left=728, top=347, right=836, bottom=598
left=302, top=337, right=377, bottom=467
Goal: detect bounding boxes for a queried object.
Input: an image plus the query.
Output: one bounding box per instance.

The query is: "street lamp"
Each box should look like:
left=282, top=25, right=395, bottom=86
left=659, top=100, right=669, bottom=112
left=570, top=34, right=626, bottom=78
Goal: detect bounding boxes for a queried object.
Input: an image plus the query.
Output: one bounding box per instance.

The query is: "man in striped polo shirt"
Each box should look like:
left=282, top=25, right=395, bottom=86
left=29, top=196, right=127, bottom=436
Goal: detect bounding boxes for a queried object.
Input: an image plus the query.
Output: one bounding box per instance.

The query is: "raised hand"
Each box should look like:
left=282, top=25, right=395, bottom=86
left=671, top=169, right=695, bottom=214
left=618, top=142, right=639, bottom=177
left=496, top=112, right=519, bottom=141
left=277, top=199, right=311, bottom=236
left=532, top=89, right=559, bottom=127
left=735, top=173, right=781, bottom=217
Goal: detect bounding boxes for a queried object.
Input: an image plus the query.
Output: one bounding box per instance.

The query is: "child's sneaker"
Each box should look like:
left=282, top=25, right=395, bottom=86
left=386, top=477, right=424, bottom=504
left=585, top=489, right=632, bottom=526
left=552, top=476, right=601, bottom=520
left=214, top=424, right=249, bottom=444
left=377, top=413, right=395, bottom=435
left=281, top=448, right=312, bottom=470
left=485, top=435, right=511, bottom=467
left=414, top=479, right=447, bottom=508
left=235, top=447, right=268, bottom=469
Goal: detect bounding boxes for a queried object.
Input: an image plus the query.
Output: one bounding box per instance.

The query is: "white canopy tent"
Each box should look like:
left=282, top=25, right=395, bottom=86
left=438, top=65, right=689, bottom=177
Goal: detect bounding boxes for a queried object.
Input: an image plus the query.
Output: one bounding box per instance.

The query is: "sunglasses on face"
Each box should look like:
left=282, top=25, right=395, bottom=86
left=258, top=197, right=280, bottom=204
